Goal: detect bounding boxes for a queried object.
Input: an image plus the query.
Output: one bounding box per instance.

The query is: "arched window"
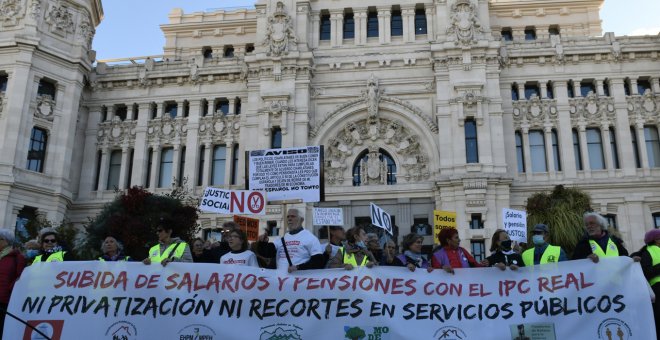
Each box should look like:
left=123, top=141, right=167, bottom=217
left=352, top=148, right=396, bottom=186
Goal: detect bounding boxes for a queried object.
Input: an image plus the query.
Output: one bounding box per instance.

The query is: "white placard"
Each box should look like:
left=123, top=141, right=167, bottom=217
left=248, top=146, right=322, bottom=203
left=502, top=208, right=527, bottom=243
left=312, top=208, right=344, bottom=226
left=199, top=187, right=266, bottom=215
left=370, top=203, right=393, bottom=235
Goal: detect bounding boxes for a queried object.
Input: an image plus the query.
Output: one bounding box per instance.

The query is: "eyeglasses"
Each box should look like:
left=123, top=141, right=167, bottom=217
left=532, top=231, right=545, bottom=235
left=43, top=239, right=57, bottom=244
left=156, top=229, right=165, bottom=233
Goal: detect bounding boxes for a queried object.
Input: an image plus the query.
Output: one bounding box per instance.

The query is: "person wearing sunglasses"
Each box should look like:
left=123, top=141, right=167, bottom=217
left=142, top=217, right=192, bottom=266
left=521, top=224, right=567, bottom=266
left=33, top=230, right=73, bottom=263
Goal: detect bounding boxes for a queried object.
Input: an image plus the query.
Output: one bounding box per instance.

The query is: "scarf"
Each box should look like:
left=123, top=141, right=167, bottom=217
left=0, top=247, right=11, bottom=260
left=404, top=250, right=425, bottom=267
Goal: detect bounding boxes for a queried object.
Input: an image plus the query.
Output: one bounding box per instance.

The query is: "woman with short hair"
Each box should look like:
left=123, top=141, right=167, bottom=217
left=219, top=229, right=258, bottom=267
left=391, top=233, right=431, bottom=272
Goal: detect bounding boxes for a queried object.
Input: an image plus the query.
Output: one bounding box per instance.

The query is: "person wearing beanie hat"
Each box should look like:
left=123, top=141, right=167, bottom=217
left=635, top=229, right=660, bottom=335
left=572, top=212, right=629, bottom=262
left=521, top=224, right=567, bottom=266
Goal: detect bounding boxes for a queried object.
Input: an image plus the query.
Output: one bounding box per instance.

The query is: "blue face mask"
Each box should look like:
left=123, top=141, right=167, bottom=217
left=356, top=241, right=367, bottom=249
left=532, top=235, right=545, bottom=245
left=26, top=249, right=40, bottom=259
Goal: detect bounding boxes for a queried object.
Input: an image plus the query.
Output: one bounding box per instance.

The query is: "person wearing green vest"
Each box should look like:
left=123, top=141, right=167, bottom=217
left=32, top=230, right=74, bottom=264
left=633, top=229, right=660, bottom=334
left=142, top=219, right=192, bottom=266
left=572, top=212, right=628, bottom=262
left=98, top=236, right=131, bottom=261
left=328, top=226, right=377, bottom=270
left=522, top=224, right=567, bottom=266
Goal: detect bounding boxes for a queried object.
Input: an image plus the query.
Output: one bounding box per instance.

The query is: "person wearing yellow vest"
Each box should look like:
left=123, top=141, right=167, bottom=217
left=142, top=221, right=192, bottom=266
left=522, top=224, right=567, bottom=266
left=98, top=236, right=131, bottom=261
left=328, top=226, right=377, bottom=270
left=636, top=229, right=660, bottom=335
left=572, top=212, right=628, bottom=262
left=32, top=230, right=74, bottom=264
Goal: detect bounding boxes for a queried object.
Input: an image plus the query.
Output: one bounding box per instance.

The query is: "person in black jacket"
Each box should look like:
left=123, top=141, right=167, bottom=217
left=572, top=212, right=628, bottom=262
left=632, top=229, right=660, bottom=334
left=483, top=229, right=524, bottom=270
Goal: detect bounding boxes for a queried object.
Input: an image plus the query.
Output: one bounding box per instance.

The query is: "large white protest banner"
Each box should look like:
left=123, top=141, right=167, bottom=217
left=4, top=258, right=654, bottom=339
left=503, top=208, right=527, bottom=243
left=199, top=187, right=266, bottom=215
left=247, top=145, right=323, bottom=203
left=313, top=208, right=344, bottom=226
left=370, top=203, right=393, bottom=235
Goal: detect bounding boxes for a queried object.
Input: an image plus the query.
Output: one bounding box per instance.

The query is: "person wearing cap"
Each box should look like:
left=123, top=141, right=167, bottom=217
left=322, top=225, right=345, bottom=267
left=522, top=224, right=567, bottom=266
left=634, top=229, right=660, bottom=331
left=573, top=212, right=628, bottom=262
left=142, top=217, right=192, bottom=266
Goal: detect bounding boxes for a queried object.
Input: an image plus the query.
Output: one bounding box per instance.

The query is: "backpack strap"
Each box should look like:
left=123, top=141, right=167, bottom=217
left=281, top=237, right=292, bottom=267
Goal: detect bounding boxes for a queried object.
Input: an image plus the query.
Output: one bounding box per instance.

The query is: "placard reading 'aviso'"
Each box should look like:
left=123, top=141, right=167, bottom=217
left=247, top=146, right=323, bottom=203
left=4, top=258, right=654, bottom=339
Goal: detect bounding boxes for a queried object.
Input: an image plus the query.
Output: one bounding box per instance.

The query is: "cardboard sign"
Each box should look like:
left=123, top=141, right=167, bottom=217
left=247, top=146, right=323, bottom=203
left=233, top=215, right=260, bottom=242
left=370, top=203, right=393, bottom=235
left=503, top=208, right=527, bottom=243
left=200, top=188, right=266, bottom=215
left=433, top=210, right=457, bottom=244
left=312, top=208, right=344, bottom=226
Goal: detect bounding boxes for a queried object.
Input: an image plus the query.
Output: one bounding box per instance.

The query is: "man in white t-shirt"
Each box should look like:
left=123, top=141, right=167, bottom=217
left=275, top=208, right=324, bottom=273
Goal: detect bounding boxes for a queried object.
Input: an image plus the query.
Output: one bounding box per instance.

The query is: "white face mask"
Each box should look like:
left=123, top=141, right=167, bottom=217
left=532, top=235, right=545, bottom=245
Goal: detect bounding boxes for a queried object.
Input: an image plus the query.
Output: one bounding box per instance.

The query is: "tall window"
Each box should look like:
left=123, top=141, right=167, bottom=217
left=586, top=128, right=605, bottom=170
left=367, top=9, right=378, bottom=38
left=178, top=147, right=186, bottom=186
left=529, top=130, right=547, bottom=172
left=624, top=79, right=631, bottom=96
left=414, top=9, right=427, bottom=35
left=343, top=12, right=355, bottom=39
left=94, top=150, right=102, bottom=190
left=159, top=148, right=174, bottom=188
left=573, top=129, right=583, bottom=170
left=580, top=80, right=596, bottom=97
left=212, top=145, right=227, bottom=185
left=609, top=127, right=620, bottom=169
left=37, top=79, right=56, bottom=99
left=631, top=126, right=641, bottom=168
left=271, top=127, right=282, bottom=149
left=164, top=102, right=177, bottom=118
left=215, top=99, right=229, bottom=115
left=27, top=127, right=48, bottom=172
left=231, top=144, right=239, bottom=185
left=511, top=83, right=519, bottom=101
left=524, top=83, right=540, bottom=99
left=245, top=44, right=255, bottom=53
left=552, top=129, right=561, bottom=171
left=203, top=47, right=213, bottom=59
left=653, top=212, right=660, bottom=229
left=470, top=214, right=483, bottom=229
left=501, top=28, right=513, bottom=41
left=515, top=131, right=525, bottom=173
left=545, top=82, right=554, bottom=99
left=182, top=101, right=189, bottom=118
left=567, top=81, right=575, bottom=98
left=524, top=27, right=536, bottom=40
left=114, top=105, right=127, bottom=121
left=352, top=149, right=396, bottom=186
left=107, top=150, right=122, bottom=190
left=223, top=46, right=234, bottom=58
left=127, top=149, right=134, bottom=188
left=470, top=240, right=486, bottom=262
left=0, top=74, right=7, bottom=92
left=603, top=79, right=611, bottom=97
left=548, top=26, right=560, bottom=36
left=234, top=98, right=241, bottom=115
left=320, top=13, right=331, bottom=40
left=638, top=79, right=652, bottom=95
left=201, top=99, right=209, bottom=117
left=603, top=214, right=618, bottom=230
left=645, top=126, right=660, bottom=167
left=391, top=9, right=403, bottom=36
left=465, top=118, right=478, bottom=163
left=197, top=146, right=205, bottom=186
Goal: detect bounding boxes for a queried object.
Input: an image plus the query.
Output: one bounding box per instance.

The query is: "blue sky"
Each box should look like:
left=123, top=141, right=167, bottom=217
left=92, top=0, right=660, bottom=60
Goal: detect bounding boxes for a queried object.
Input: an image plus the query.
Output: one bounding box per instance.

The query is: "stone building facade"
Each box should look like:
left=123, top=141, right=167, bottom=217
left=1, top=0, right=660, bottom=257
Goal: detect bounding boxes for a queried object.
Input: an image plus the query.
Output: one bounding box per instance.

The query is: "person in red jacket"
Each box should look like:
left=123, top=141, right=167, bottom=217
left=0, top=229, right=27, bottom=338
left=431, top=228, right=482, bottom=273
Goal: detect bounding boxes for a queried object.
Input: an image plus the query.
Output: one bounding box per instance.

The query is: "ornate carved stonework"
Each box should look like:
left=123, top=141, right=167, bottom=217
left=97, top=119, right=137, bottom=148
left=34, top=95, right=55, bottom=121
left=0, top=0, right=25, bottom=26
left=0, top=92, right=4, bottom=116
left=258, top=95, right=293, bottom=135
left=46, top=2, right=74, bottom=34
left=446, top=0, right=481, bottom=46
left=627, top=90, right=660, bottom=123
left=77, top=17, right=94, bottom=48
left=28, top=0, right=39, bottom=19
left=147, top=116, right=188, bottom=145
left=359, top=145, right=389, bottom=185
left=569, top=92, right=616, bottom=125
left=263, top=2, right=297, bottom=57
left=512, top=95, right=558, bottom=128
left=498, top=41, right=510, bottom=68
left=362, top=74, right=383, bottom=122
left=324, top=118, right=430, bottom=185
left=198, top=113, right=241, bottom=144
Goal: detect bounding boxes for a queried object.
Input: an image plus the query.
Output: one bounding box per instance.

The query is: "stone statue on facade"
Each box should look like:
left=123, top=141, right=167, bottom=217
left=29, top=0, right=40, bottom=19
left=359, top=146, right=388, bottom=186
left=362, top=75, right=383, bottom=122
left=46, top=3, right=74, bottom=33
left=447, top=0, right=481, bottom=45
left=263, top=2, right=297, bottom=57
left=498, top=39, right=509, bottom=67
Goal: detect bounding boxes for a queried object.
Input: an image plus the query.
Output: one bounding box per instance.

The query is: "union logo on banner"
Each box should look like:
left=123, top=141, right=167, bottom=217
left=23, top=320, right=64, bottom=340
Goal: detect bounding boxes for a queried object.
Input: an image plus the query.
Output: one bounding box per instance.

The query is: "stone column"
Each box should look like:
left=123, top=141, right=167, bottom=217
left=171, top=144, right=181, bottom=187
left=149, top=147, right=161, bottom=189
left=402, top=6, right=415, bottom=43
left=636, top=123, right=650, bottom=173
left=600, top=123, right=613, bottom=173
left=311, top=12, right=320, bottom=48
left=184, top=100, right=201, bottom=186
left=202, top=142, right=212, bottom=186
left=540, top=82, right=548, bottom=99
left=573, top=82, right=581, bottom=98
left=331, top=12, right=343, bottom=47
left=595, top=79, right=605, bottom=96
left=630, top=79, right=639, bottom=95
left=117, top=146, right=130, bottom=190
left=652, top=77, right=660, bottom=94
left=78, top=107, right=102, bottom=198
left=578, top=124, right=591, bottom=177
left=354, top=9, right=366, bottom=45
left=130, top=102, right=151, bottom=186
left=521, top=127, right=532, bottom=178
left=609, top=78, right=637, bottom=176
left=517, top=86, right=525, bottom=101
left=425, top=7, right=434, bottom=40
left=378, top=8, right=391, bottom=44
left=225, top=143, right=234, bottom=185
left=554, top=81, right=576, bottom=177
left=97, top=148, right=110, bottom=194
left=544, top=126, right=555, bottom=177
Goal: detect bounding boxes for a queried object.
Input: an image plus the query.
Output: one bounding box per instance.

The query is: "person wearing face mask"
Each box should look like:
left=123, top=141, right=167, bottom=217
left=23, top=239, right=40, bottom=265
left=482, top=229, right=524, bottom=270
left=573, top=212, right=628, bottom=262
left=328, top=226, right=377, bottom=270
left=431, top=228, right=482, bottom=274
left=521, top=224, right=567, bottom=266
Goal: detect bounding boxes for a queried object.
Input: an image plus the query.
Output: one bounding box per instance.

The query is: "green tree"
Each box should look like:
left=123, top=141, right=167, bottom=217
left=344, top=327, right=366, bottom=340
left=78, top=185, right=199, bottom=260
left=525, top=185, right=592, bottom=257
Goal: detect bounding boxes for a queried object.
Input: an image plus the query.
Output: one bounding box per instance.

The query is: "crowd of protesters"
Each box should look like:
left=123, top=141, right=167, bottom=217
left=1, top=208, right=658, bottom=337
